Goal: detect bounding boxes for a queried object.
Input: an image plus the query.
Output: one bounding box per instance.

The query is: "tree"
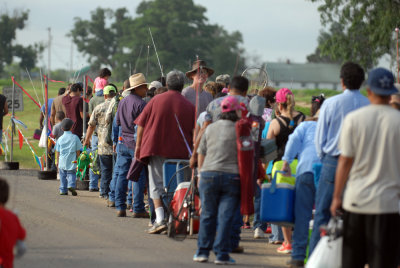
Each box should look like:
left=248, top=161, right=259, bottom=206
left=0, top=10, right=43, bottom=75
left=309, top=0, right=400, bottom=69
left=69, top=0, right=246, bottom=81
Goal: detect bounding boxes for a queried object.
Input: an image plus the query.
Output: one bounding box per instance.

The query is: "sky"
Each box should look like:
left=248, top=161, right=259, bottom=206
left=1, top=0, right=325, bottom=71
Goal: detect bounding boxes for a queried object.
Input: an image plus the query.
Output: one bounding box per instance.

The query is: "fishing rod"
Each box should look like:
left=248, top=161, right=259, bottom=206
left=396, top=27, right=399, bottom=83
left=146, top=45, right=150, bottom=78
left=133, top=45, right=144, bottom=74
left=148, top=27, right=164, bottom=78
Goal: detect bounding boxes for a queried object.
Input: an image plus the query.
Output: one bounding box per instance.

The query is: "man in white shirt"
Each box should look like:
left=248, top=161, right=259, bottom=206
left=331, top=67, right=400, bottom=268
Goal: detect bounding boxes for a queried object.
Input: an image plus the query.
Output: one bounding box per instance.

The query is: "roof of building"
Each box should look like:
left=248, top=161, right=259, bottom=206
left=266, top=62, right=341, bottom=84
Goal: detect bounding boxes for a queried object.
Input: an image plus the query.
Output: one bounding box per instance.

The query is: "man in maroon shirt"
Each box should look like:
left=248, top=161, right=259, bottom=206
left=135, top=70, right=195, bottom=234
left=62, top=83, right=84, bottom=139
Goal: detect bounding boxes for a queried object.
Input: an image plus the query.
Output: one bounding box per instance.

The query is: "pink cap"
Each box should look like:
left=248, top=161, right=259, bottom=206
left=94, top=77, right=108, bottom=91
left=221, top=96, right=245, bottom=113
left=275, top=88, right=293, bottom=103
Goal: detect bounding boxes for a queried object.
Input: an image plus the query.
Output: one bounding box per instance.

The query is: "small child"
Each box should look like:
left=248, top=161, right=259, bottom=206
left=0, top=178, right=26, bottom=268
left=55, top=118, right=83, bottom=196
left=52, top=111, right=65, bottom=141
left=93, top=68, right=111, bottom=93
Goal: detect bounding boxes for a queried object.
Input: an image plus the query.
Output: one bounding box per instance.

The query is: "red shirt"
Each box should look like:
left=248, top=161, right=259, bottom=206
left=0, top=207, right=26, bottom=268
left=135, top=90, right=195, bottom=160
left=62, top=95, right=84, bottom=138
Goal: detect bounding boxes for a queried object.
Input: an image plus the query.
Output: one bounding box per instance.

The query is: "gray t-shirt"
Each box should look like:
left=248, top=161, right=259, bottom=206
left=182, top=86, right=213, bottom=116
left=339, top=105, right=400, bottom=214
left=198, top=120, right=238, bottom=174
left=52, top=122, right=64, bottom=140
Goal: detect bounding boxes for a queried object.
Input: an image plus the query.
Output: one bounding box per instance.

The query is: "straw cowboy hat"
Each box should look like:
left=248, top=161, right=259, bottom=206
left=185, top=60, right=214, bottom=79
left=126, top=73, right=148, bottom=91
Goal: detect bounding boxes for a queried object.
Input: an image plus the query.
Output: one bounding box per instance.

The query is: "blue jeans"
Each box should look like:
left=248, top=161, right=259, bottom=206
left=127, top=181, right=133, bottom=206
left=89, top=135, right=100, bottom=190
left=115, top=143, right=146, bottom=212
left=59, top=169, right=77, bottom=193
left=230, top=203, right=242, bottom=250
left=108, top=148, right=119, bottom=202
left=99, top=154, right=113, bottom=197
left=292, top=172, right=316, bottom=261
left=270, top=224, right=283, bottom=242
left=253, top=184, right=267, bottom=230
left=309, top=155, right=338, bottom=256
left=196, top=171, right=240, bottom=261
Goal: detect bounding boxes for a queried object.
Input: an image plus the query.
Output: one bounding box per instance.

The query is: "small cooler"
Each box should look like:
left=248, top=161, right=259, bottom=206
left=261, top=171, right=295, bottom=225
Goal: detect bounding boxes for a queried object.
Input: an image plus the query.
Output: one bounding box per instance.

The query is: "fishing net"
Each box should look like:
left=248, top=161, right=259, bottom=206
left=241, top=67, right=269, bottom=95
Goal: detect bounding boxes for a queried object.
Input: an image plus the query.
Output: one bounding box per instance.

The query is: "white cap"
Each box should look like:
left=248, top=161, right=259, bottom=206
left=149, top=81, right=162, bottom=90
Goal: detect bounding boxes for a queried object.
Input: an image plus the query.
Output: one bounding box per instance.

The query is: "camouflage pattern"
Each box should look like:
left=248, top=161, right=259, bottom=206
left=88, top=99, right=113, bottom=155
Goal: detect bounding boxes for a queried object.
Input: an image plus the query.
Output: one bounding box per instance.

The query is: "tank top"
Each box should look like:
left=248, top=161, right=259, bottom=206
left=275, top=112, right=305, bottom=160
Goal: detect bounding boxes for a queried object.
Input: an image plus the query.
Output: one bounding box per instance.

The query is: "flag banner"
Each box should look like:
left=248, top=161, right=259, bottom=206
left=11, top=76, right=41, bottom=109
left=18, top=129, right=23, bottom=149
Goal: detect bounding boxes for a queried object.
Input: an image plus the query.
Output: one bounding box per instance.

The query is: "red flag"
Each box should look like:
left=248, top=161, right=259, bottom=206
left=18, top=129, right=23, bottom=149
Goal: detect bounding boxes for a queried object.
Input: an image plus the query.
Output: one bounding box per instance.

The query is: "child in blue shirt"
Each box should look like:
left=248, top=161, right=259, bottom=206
left=55, top=118, right=83, bottom=196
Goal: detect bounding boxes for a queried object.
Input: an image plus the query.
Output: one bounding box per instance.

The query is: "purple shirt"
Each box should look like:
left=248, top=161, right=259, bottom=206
left=116, top=93, right=146, bottom=150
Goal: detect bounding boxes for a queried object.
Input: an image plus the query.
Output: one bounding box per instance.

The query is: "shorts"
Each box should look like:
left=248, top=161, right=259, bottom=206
left=148, top=155, right=166, bottom=199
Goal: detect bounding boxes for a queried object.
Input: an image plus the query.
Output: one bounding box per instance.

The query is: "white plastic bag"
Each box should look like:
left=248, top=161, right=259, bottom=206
left=306, top=236, right=342, bottom=268
left=38, top=127, right=47, bottom=148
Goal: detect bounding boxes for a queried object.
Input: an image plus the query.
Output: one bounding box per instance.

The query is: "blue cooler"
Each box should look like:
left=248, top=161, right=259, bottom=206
left=162, top=159, right=190, bottom=193
left=261, top=171, right=295, bottom=225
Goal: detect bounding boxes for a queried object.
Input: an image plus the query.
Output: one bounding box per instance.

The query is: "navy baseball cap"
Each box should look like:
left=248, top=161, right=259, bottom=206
left=367, top=68, right=398, bottom=96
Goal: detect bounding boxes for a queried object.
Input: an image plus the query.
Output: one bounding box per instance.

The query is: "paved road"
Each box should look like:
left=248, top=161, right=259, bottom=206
left=3, top=173, right=289, bottom=268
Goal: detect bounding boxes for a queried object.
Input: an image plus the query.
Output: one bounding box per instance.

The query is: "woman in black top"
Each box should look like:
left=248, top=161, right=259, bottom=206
left=266, top=88, right=305, bottom=254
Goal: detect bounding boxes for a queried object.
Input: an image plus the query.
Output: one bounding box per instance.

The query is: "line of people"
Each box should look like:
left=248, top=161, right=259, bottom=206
left=49, top=61, right=400, bottom=267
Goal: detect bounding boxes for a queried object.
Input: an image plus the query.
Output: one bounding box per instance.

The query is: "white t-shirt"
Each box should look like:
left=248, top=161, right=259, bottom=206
left=339, top=105, right=400, bottom=214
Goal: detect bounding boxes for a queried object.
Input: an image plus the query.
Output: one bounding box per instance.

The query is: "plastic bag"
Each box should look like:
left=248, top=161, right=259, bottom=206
left=38, top=127, right=47, bottom=148
left=306, top=236, right=342, bottom=268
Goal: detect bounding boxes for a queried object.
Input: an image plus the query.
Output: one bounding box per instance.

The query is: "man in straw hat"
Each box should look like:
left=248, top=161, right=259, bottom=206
left=135, top=70, right=195, bottom=234
left=182, top=60, right=214, bottom=116
left=84, top=85, right=117, bottom=200
left=112, top=73, right=148, bottom=218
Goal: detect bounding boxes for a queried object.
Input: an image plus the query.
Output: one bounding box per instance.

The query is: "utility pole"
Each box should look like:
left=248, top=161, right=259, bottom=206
left=47, top=27, right=52, bottom=79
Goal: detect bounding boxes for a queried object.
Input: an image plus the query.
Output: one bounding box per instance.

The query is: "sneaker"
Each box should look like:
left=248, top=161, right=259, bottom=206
left=117, top=210, right=126, bottom=217
left=129, top=208, right=133, bottom=213
left=277, top=242, right=292, bottom=254
left=59, top=192, right=68, bottom=195
left=286, top=259, right=304, bottom=268
left=132, top=211, right=149, bottom=218
left=214, top=257, right=236, bottom=265
left=193, top=254, right=208, bottom=263
left=231, top=246, right=244, bottom=253
left=107, top=201, right=115, bottom=207
left=265, top=226, right=272, bottom=233
left=268, top=239, right=283, bottom=244
left=147, top=222, right=167, bottom=234
left=89, top=188, right=99, bottom=192
left=254, top=227, right=265, bottom=239
left=68, top=188, right=77, bottom=196
left=148, top=221, right=153, bottom=227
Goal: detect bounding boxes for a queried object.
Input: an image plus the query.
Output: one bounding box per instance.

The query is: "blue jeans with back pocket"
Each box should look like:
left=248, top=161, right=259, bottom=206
left=308, top=155, right=338, bottom=256
left=196, top=171, right=240, bottom=261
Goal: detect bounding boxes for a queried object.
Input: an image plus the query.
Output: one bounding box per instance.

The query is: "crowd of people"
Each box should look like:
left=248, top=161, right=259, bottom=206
left=1, top=60, right=400, bottom=268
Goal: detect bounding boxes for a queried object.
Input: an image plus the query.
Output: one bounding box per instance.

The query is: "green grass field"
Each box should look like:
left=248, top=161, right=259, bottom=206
left=0, top=78, right=342, bottom=169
